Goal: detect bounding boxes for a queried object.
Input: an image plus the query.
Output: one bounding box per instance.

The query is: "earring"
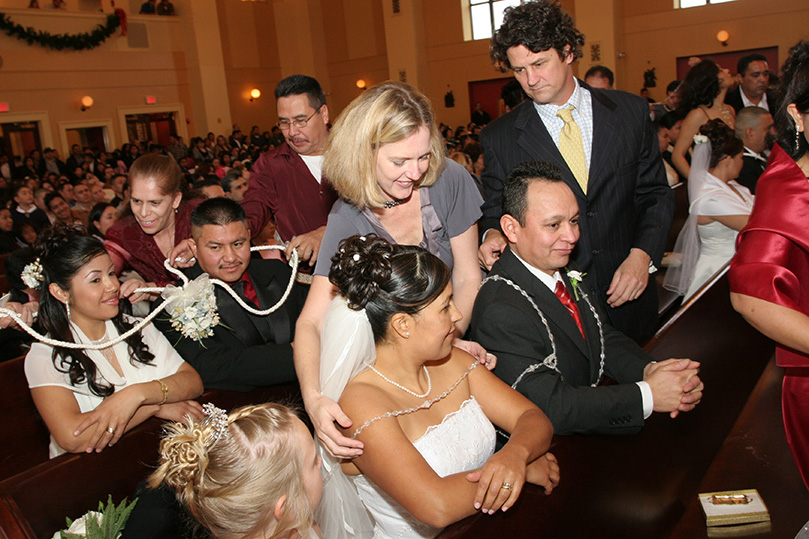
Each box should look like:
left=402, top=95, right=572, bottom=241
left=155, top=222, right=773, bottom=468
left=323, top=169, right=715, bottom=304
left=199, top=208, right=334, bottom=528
left=796, top=127, right=803, bottom=154
left=65, top=302, right=71, bottom=320
left=405, top=332, right=410, bottom=339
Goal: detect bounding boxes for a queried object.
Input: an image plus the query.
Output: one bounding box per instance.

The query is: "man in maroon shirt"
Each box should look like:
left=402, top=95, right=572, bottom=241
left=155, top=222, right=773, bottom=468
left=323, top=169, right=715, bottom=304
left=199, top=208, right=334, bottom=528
left=240, top=75, right=338, bottom=272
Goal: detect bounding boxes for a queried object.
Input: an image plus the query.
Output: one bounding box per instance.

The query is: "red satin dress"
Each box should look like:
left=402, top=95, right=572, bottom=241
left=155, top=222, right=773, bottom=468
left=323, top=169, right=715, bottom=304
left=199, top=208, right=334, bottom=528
left=730, top=144, right=809, bottom=491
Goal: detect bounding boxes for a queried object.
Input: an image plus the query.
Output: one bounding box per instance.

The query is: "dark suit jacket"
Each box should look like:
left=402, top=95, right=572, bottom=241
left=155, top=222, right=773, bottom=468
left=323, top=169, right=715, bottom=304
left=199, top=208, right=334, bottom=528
left=469, top=249, right=653, bottom=435
left=479, top=83, right=675, bottom=342
left=725, top=87, right=778, bottom=114
left=154, top=258, right=306, bottom=391
left=736, top=153, right=767, bottom=194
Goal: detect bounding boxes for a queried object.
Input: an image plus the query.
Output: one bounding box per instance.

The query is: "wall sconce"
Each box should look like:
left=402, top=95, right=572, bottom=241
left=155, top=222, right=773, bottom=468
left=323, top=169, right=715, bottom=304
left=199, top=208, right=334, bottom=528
left=356, top=79, right=367, bottom=90
left=80, top=95, right=94, bottom=111
left=249, top=88, right=261, bottom=102
left=716, top=30, right=729, bottom=47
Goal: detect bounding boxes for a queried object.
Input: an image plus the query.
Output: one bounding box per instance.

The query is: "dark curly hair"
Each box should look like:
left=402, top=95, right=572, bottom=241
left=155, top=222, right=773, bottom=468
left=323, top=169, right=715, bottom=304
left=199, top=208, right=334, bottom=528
left=490, top=1, right=585, bottom=72
left=775, top=40, right=809, bottom=161
left=677, top=60, right=722, bottom=115
left=699, top=119, right=744, bottom=169
left=328, top=235, right=451, bottom=343
left=36, top=226, right=154, bottom=398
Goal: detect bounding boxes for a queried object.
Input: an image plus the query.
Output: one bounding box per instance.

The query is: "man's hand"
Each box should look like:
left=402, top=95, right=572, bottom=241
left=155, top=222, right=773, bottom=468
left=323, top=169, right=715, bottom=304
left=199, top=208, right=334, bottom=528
left=286, top=226, right=325, bottom=264
left=644, top=358, right=702, bottom=415
left=606, top=248, right=651, bottom=308
left=168, top=239, right=196, bottom=268
left=306, top=393, right=364, bottom=459
left=0, top=301, right=38, bottom=330
left=478, top=230, right=507, bottom=271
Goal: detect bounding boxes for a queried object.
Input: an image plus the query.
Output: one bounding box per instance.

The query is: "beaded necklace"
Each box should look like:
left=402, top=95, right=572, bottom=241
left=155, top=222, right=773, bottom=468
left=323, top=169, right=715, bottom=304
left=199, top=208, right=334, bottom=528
left=371, top=365, right=432, bottom=398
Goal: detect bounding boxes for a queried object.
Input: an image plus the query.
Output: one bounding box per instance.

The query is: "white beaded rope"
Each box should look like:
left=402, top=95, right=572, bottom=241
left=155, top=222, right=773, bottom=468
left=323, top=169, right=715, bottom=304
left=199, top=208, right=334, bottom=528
left=480, top=274, right=604, bottom=389
left=0, top=245, right=299, bottom=350
left=352, top=361, right=478, bottom=439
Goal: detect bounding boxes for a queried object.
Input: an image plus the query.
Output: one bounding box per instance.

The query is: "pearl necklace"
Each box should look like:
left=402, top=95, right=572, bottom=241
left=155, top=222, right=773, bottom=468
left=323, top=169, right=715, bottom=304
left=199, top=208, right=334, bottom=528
left=371, top=365, right=432, bottom=398
left=383, top=198, right=406, bottom=209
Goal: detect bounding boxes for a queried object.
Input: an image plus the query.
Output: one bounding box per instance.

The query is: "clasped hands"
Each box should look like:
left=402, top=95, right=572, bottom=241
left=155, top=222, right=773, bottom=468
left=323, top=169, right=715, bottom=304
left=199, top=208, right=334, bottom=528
left=644, top=358, right=704, bottom=418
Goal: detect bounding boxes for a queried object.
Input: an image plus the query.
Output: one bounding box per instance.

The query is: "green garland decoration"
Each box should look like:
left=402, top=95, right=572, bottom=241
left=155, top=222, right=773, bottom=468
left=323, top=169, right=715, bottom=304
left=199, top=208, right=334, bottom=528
left=0, top=12, right=121, bottom=51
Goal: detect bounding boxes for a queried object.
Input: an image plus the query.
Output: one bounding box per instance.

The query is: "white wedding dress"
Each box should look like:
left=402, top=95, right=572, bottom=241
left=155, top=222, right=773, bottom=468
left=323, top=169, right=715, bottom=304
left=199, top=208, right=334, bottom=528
left=350, top=397, right=496, bottom=539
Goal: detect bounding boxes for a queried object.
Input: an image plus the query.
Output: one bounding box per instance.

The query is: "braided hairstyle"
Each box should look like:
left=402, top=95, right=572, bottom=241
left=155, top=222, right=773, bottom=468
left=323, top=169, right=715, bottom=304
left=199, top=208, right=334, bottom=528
left=700, top=119, right=744, bottom=169
left=148, top=403, right=313, bottom=539
left=775, top=40, right=809, bottom=161
left=36, top=225, right=154, bottom=398
left=328, top=235, right=451, bottom=343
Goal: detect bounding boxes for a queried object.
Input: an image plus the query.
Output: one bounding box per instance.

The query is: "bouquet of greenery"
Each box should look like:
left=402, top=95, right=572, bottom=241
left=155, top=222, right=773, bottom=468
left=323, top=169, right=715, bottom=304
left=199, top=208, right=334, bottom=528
left=53, top=496, right=137, bottom=539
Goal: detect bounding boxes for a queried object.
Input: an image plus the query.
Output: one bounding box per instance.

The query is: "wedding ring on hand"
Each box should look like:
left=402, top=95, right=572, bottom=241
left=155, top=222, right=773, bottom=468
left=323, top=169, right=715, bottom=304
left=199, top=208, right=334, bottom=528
left=500, top=482, right=513, bottom=491
left=106, top=427, right=115, bottom=435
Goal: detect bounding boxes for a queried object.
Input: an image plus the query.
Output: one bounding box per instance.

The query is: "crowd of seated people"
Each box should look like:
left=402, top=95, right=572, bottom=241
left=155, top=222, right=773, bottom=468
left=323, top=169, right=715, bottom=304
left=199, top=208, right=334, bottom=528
left=3, top=1, right=807, bottom=538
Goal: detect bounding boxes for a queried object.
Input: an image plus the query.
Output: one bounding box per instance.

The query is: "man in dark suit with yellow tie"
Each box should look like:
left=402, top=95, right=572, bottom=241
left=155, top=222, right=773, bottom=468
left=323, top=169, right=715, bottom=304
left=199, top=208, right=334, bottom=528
left=478, top=1, right=674, bottom=343
left=470, top=161, right=702, bottom=435
left=154, top=197, right=306, bottom=391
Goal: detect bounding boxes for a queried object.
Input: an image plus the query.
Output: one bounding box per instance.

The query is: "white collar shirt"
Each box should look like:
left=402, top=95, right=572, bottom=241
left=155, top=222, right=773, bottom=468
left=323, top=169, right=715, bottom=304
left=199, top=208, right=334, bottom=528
left=740, top=88, right=770, bottom=112
left=533, top=78, right=594, bottom=169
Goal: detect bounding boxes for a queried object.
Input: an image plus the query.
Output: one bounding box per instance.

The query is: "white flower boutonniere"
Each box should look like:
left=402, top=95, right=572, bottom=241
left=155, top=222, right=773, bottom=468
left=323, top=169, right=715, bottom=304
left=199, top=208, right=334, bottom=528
left=693, top=134, right=708, bottom=145
left=53, top=496, right=137, bottom=539
left=566, top=269, right=587, bottom=301
left=162, top=274, right=221, bottom=342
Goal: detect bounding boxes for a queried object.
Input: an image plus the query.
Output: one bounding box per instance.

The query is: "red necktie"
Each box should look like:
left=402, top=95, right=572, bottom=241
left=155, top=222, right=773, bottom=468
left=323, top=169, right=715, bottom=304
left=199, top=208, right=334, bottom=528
left=554, top=280, right=585, bottom=340
left=234, top=273, right=259, bottom=307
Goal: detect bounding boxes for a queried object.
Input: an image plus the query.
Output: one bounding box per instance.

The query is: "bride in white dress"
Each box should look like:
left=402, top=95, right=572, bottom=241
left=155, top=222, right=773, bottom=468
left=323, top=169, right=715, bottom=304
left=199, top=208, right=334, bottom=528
left=316, top=235, right=559, bottom=539
left=665, top=119, right=754, bottom=300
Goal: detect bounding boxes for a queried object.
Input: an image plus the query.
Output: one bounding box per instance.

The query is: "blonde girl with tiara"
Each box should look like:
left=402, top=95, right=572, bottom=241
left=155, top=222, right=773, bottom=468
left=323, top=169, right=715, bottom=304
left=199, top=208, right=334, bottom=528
left=149, top=403, right=324, bottom=539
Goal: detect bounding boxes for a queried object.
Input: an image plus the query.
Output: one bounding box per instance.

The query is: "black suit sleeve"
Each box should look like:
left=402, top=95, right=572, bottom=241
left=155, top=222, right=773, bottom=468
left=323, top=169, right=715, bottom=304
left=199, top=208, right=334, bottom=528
left=471, top=284, right=646, bottom=435
left=630, top=97, right=676, bottom=266
left=153, top=316, right=297, bottom=392
left=478, top=124, right=508, bottom=239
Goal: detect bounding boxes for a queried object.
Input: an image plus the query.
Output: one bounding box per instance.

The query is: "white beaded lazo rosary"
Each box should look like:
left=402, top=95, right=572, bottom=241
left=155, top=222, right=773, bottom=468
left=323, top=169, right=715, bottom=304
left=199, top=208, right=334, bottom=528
left=0, top=245, right=299, bottom=349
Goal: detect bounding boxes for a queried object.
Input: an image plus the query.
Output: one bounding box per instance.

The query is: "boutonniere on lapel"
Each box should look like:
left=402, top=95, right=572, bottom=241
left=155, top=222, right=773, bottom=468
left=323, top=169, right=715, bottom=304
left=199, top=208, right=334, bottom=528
left=566, top=269, right=587, bottom=301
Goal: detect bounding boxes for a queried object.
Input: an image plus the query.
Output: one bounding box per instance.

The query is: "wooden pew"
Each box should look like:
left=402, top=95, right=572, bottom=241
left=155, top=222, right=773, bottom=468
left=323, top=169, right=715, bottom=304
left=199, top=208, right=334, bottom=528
left=0, top=356, right=50, bottom=481
left=671, top=357, right=809, bottom=538
left=439, top=272, right=777, bottom=538
left=0, top=384, right=302, bottom=539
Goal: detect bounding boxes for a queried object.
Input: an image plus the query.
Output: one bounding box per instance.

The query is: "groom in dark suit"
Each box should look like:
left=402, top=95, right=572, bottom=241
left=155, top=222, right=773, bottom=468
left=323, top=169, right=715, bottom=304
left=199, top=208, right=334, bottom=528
left=478, top=1, right=674, bottom=343
left=470, top=161, right=703, bottom=435
left=154, top=197, right=306, bottom=391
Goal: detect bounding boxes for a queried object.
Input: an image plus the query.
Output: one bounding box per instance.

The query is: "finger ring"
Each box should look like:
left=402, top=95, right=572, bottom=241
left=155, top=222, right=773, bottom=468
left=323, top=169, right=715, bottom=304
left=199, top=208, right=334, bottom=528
left=501, top=482, right=513, bottom=491
left=107, top=427, right=115, bottom=435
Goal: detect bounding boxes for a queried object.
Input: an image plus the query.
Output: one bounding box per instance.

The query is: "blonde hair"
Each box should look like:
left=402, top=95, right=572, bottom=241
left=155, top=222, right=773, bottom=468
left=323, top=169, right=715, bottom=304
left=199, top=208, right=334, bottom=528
left=448, top=151, right=473, bottom=174
left=323, top=81, right=446, bottom=210
left=148, top=403, right=313, bottom=539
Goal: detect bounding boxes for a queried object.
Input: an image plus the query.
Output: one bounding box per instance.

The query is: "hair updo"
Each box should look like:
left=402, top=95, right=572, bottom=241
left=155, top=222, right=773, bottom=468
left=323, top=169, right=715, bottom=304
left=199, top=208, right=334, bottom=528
left=149, top=403, right=313, bottom=539
left=329, top=235, right=451, bottom=343
left=699, top=119, right=744, bottom=168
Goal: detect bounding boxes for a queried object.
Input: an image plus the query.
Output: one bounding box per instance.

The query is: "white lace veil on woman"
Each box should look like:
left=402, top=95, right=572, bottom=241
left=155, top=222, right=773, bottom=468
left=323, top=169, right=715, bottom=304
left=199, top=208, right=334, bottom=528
left=315, top=295, right=376, bottom=538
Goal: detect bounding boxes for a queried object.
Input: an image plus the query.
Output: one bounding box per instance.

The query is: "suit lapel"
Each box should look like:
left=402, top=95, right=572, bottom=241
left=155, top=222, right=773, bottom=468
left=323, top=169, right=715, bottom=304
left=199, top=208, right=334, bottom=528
left=250, top=264, right=290, bottom=344
left=499, top=250, right=589, bottom=357
left=215, top=283, right=265, bottom=345
left=561, top=272, right=602, bottom=380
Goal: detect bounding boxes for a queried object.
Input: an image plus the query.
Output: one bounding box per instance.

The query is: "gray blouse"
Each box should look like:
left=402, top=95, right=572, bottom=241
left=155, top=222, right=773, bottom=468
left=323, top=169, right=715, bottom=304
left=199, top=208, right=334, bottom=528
left=314, top=160, right=483, bottom=276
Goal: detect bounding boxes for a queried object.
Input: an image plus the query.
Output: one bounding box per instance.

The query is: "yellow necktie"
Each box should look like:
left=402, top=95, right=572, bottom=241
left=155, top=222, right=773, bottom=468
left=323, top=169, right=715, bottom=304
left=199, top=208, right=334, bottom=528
left=556, top=105, right=588, bottom=194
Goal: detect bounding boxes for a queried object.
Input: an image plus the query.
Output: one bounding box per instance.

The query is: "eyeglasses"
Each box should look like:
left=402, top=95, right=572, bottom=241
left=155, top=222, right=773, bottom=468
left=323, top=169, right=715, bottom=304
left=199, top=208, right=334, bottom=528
left=276, top=106, right=322, bottom=131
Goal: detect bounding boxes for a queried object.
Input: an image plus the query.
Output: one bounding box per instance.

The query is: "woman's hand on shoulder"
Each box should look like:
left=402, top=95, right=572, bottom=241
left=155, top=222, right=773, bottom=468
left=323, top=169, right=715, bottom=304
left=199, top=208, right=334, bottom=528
left=452, top=338, right=496, bottom=370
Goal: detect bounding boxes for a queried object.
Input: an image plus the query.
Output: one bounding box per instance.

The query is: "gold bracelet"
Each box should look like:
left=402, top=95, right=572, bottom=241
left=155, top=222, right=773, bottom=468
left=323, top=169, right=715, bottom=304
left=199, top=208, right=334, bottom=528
left=153, top=378, right=168, bottom=405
